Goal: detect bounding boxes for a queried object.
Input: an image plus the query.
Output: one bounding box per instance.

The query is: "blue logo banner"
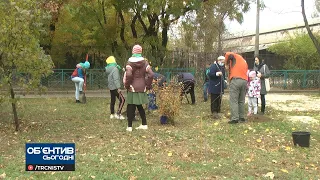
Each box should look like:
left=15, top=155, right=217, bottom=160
left=25, top=143, right=75, bottom=171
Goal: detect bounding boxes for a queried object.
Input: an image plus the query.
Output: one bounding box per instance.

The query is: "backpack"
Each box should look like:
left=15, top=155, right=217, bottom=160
left=71, top=68, right=79, bottom=78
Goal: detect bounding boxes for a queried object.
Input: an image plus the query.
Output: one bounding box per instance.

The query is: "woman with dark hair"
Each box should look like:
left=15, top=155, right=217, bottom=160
left=253, top=57, right=270, bottom=115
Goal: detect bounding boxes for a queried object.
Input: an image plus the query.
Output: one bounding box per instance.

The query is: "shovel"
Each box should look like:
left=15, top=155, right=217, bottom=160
left=82, top=54, right=89, bottom=103
left=82, top=75, right=87, bottom=104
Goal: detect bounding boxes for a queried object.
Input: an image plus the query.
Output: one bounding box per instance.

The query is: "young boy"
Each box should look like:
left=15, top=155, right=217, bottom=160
left=247, top=71, right=261, bottom=116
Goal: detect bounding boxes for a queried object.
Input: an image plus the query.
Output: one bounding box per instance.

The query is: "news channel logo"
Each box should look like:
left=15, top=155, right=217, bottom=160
left=25, top=143, right=75, bottom=171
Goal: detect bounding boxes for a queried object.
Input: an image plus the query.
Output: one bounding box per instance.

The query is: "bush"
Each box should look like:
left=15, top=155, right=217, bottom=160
left=157, top=83, right=182, bottom=125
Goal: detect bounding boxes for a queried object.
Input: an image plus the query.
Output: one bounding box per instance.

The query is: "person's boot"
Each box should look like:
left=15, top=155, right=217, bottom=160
left=213, top=112, right=220, bottom=119
left=228, top=119, right=239, bottom=124
left=239, top=118, right=247, bottom=123
left=76, top=100, right=81, bottom=103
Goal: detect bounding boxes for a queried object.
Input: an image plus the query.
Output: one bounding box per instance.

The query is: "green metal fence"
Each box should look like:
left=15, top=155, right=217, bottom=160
left=40, top=69, right=319, bottom=90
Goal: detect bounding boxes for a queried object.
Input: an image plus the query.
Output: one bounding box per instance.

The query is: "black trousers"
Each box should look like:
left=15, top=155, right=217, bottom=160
left=110, top=89, right=125, bottom=114
left=181, top=81, right=195, bottom=104
left=127, top=104, right=147, bottom=127
left=259, top=94, right=266, bottom=113
left=211, top=94, right=222, bottom=113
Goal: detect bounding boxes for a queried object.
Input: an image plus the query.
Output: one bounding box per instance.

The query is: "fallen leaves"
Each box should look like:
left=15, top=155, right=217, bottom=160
left=263, top=172, right=274, bottom=179
left=0, top=173, right=6, bottom=179
left=280, top=169, right=289, bottom=173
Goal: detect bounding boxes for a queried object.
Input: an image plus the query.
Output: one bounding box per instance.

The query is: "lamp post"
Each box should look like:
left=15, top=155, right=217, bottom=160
left=254, top=0, right=260, bottom=57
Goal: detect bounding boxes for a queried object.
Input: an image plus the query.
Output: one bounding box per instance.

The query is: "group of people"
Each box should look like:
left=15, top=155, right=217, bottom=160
left=221, top=53, right=270, bottom=123
left=71, top=46, right=270, bottom=130
left=202, top=53, right=270, bottom=123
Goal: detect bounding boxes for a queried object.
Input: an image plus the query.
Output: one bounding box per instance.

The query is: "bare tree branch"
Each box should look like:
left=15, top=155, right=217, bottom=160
left=301, top=0, right=320, bottom=56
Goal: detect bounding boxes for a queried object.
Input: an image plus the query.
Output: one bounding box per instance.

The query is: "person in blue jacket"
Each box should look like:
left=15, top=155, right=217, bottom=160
left=203, top=63, right=211, bottom=102
left=71, top=64, right=85, bottom=103
left=71, top=60, right=90, bottom=103
left=208, top=56, right=226, bottom=119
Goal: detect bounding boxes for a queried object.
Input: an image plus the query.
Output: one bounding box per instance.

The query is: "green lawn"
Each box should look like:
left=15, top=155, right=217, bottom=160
left=0, top=93, right=319, bottom=179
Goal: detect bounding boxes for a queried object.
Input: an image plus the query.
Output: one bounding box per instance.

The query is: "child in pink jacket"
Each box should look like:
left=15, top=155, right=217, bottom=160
left=247, top=71, right=261, bottom=115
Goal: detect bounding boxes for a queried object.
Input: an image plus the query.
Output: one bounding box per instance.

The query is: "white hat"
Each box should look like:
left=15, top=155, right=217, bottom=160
left=217, top=56, right=225, bottom=60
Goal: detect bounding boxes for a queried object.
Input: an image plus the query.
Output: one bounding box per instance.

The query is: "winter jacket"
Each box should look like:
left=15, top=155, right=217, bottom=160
left=224, top=52, right=248, bottom=81
left=105, top=63, right=121, bottom=90
left=208, top=62, right=226, bottom=94
left=124, top=56, right=154, bottom=92
left=247, top=77, right=261, bottom=98
left=253, top=63, right=270, bottom=95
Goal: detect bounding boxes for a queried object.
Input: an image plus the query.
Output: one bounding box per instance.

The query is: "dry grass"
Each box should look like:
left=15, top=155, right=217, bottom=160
left=0, top=92, right=319, bottom=179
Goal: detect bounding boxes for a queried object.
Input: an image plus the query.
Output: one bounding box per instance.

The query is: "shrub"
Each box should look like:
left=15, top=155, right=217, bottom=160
left=157, top=83, right=182, bottom=125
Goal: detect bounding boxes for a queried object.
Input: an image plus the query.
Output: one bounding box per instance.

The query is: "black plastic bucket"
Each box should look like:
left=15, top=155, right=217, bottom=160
left=292, top=131, right=311, bottom=147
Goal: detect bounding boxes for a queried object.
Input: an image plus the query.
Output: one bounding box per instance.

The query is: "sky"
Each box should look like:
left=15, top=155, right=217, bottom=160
left=225, top=0, right=318, bottom=35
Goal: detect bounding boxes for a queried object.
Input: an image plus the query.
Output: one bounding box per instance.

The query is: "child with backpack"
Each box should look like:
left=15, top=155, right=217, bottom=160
left=71, top=59, right=90, bottom=103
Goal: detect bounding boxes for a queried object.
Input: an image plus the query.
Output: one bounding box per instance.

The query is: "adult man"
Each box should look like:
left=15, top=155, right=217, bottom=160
left=178, top=72, right=196, bottom=104
left=224, top=52, right=248, bottom=124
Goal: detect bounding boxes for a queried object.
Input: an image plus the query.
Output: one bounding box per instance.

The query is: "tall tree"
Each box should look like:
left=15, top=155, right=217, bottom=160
left=182, top=0, right=250, bottom=54
left=269, top=33, right=320, bottom=70
left=0, top=0, right=54, bottom=131
left=301, top=0, right=320, bottom=56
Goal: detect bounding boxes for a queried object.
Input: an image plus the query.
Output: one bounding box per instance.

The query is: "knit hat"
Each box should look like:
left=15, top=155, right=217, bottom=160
left=217, top=56, right=225, bottom=60
left=80, top=61, right=90, bottom=69
left=106, top=56, right=116, bottom=64
left=132, top=45, right=142, bottom=54
left=249, top=71, right=256, bottom=78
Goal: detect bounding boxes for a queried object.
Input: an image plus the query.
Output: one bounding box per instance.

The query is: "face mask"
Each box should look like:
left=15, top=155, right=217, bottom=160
left=218, top=62, right=224, bottom=66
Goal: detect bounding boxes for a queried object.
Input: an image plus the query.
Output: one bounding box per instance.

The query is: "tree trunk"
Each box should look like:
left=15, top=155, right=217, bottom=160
left=118, top=10, right=129, bottom=50
left=131, top=14, right=138, bottom=39
left=301, top=0, right=320, bottom=56
left=217, top=29, right=223, bottom=55
left=9, top=84, right=19, bottom=131
left=162, top=21, right=169, bottom=49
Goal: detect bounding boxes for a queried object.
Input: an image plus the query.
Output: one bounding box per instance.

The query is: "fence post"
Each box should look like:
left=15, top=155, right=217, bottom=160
left=62, top=69, right=64, bottom=89
left=302, top=71, right=307, bottom=88
left=284, top=71, right=288, bottom=89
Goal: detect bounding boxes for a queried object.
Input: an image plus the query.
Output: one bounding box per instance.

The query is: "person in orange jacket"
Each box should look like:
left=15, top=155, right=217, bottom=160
left=224, top=52, right=248, bottom=124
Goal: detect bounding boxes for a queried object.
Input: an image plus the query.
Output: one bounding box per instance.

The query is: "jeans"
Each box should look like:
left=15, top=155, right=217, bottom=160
left=72, top=77, right=84, bottom=100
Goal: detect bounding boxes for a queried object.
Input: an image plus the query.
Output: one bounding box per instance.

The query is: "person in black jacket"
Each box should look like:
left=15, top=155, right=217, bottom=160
left=208, top=56, right=226, bottom=119
left=178, top=72, right=196, bottom=104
